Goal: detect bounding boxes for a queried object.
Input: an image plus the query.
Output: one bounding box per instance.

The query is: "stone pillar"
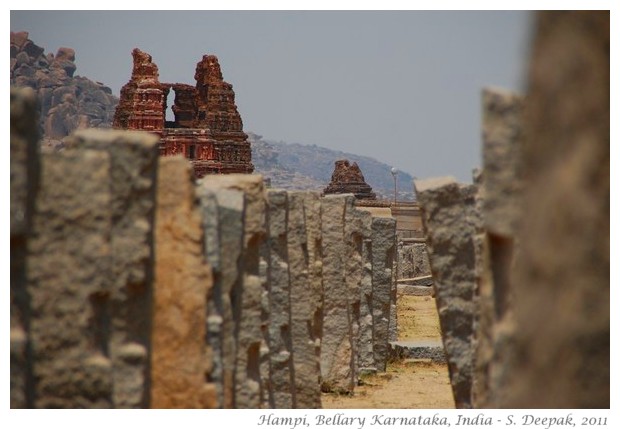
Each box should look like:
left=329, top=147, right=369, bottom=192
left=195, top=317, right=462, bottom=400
left=504, top=11, right=609, bottom=408
left=200, top=174, right=267, bottom=408
left=258, top=237, right=271, bottom=409
left=414, top=177, right=476, bottom=409
left=27, top=149, right=114, bottom=408
left=320, top=195, right=354, bottom=393
left=66, top=129, right=159, bottom=408
left=470, top=168, right=490, bottom=409
left=265, top=190, right=294, bottom=408
left=475, top=88, right=524, bottom=407
left=197, top=190, right=223, bottom=407
left=198, top=187, right=245, bottom=408
left=10, top=88, right=39, bottom=408
left=389, top=238, right=398, bottom=343
left=343, top=197, right=368, bottom=383
left=303, top=192, right=324, bottom=396
left=412, top=244, right=431, bottom=277
left=151, top=157, right=215, bottom=408
left=288, top=191, right=322, bottom=408
left=370, top=217, right=397, bottom=372
left=358, top=216, right=375, bottom=372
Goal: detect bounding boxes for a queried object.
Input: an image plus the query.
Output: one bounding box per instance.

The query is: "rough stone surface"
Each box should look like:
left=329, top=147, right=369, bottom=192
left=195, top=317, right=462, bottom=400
left=503, top=11, right=610, bottom=408
left=200, top=174, right=266, bottom=408
left=324, top=159, right=376, bottom=200
left=415, top=177, right=476, bottom=409
left=389, top=341, right=447, bottom=364
left=482, top=88, right=524, bottom=236
left=344, top=196, right=369, bottom=383
left=389, top=241, right=398, bottom=343
left=113, top=48, right=253, bottom=177
left=265, top=190, right=294, bottom=408
left=27, top=149, right=113, bottom=408
left=397, top=275, right=433, bottom=287
left=196, top=189, right=223, bottom=407
left=469, top=169, right=494, bottom=409
left=198, top=186, right=245, bottom=408
left=288, top=191, right=322, bottom=408
left=66, top=129, right=159, bottom=408
left=413, top=244, right=431, bottom=278
left=320, top=195, right=354, bottom=393
left=396, top=285, right=433, bottom=296
left=358, top=215, right=375, bottom=371
left=10, top=88, right=40, bottom=408
left=302, top=192, right=324, bottom=397
left=474, top=87, right=524, bottom=409
left=152, top=157, right=215, bottom=408
left=10, top=32, right=118, bottom=145
left=370, top=217, right=397, bottom=372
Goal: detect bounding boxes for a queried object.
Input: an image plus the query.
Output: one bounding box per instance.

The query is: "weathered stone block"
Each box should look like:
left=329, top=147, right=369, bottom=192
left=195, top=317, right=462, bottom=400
left=200, top=174, right=266, bottom=408
left=470, top=170, right=494, bottom=409
left=66, top=129, right=159, bottom=408
left=358, top=218, right=375, bottom=371
left=302, top=192, right=324, bottom=397
left=475, top=87, right=524, bottom=408
left=27, top=149, right=113, bottom=408
left=482, top=87, right=524, bottom=237
left=287, top=191, right=322, bottom=408
left=504, top=11, right=609, bottom=408
left=10, top=87, right=39, bottom=408
left=320, top=195, right=354, bottom=393
left=151, top=157, right=214, bottom=408
left=196, top=189, right=223, bottom=407
left=370, top=216, right=397, bottom=372
left=265, top=190, right=294, bottom=408
left=344, top=196, right=370, bottom=383
left=197, top=186, right=245, bottom=408
left=415, top=176, right=476, bottom=409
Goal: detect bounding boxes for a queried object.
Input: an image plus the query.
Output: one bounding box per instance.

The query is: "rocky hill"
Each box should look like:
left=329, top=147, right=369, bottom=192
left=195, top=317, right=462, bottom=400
left=10, top=31, right=118, bottom=149
left=250, top=133, right=415, bottom=200
left=10, top=32, right=414, bottom=199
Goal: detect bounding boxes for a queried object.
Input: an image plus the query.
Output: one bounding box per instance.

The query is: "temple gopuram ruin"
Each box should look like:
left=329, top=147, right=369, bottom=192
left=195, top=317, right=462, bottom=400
left=113, top=49, right=253, bottom=177
left=323, top=159, right=377, bottom=200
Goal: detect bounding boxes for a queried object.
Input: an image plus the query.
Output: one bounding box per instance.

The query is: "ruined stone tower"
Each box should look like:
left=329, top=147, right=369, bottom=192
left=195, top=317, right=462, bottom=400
left=113, top=49, right=254, bottom=177
left=323, top=159, right=377, bottom=200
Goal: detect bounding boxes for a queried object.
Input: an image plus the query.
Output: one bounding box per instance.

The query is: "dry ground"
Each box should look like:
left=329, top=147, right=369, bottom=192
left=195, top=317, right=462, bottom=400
left=321, top=295, right=454, bottom=409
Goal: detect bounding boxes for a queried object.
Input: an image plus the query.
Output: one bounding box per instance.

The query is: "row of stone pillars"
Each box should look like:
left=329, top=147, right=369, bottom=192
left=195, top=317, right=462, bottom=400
left=10, top=89, right=397, bottom=408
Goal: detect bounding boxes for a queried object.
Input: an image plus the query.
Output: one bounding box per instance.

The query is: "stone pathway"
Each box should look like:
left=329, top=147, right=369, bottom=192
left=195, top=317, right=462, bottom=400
left=322, top=295, right=454, bottom=409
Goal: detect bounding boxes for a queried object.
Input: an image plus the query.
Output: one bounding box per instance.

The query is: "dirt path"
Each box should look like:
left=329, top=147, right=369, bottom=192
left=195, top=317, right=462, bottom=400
left=322, top=295, right=454, bottom=409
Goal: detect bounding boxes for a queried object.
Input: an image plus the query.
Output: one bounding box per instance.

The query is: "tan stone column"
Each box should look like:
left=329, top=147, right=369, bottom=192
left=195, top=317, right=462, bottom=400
left=151, top=157, right=215, bottom=408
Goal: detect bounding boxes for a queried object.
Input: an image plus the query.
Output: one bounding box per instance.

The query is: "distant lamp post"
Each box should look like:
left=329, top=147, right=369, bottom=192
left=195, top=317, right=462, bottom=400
left=390, top=167, right=398, bottom=207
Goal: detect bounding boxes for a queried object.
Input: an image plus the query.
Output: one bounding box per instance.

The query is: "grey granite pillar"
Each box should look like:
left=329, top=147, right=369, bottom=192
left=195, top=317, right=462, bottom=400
left=198, top=186, right=245, bottom=408
left=66, top=129, right=159, bottom=408
left=200, top=174, right=267, bottom=408
left=320, top=195, right=354, bottom=393
left=370, top=217, right=397, bottom=372
left=358, top=216, right=375, bottom=372
left=265, top=190, right=294, bottom=408
left=27, top=149, right=113, bottom=408
left=287, top=191, right=322, bottom=408
left=415, top=177, right=476, bottom=409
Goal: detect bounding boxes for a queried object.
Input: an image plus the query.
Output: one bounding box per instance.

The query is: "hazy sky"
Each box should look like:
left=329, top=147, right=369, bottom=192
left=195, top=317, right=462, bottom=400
left=11, top=11, right=533, bottom=183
